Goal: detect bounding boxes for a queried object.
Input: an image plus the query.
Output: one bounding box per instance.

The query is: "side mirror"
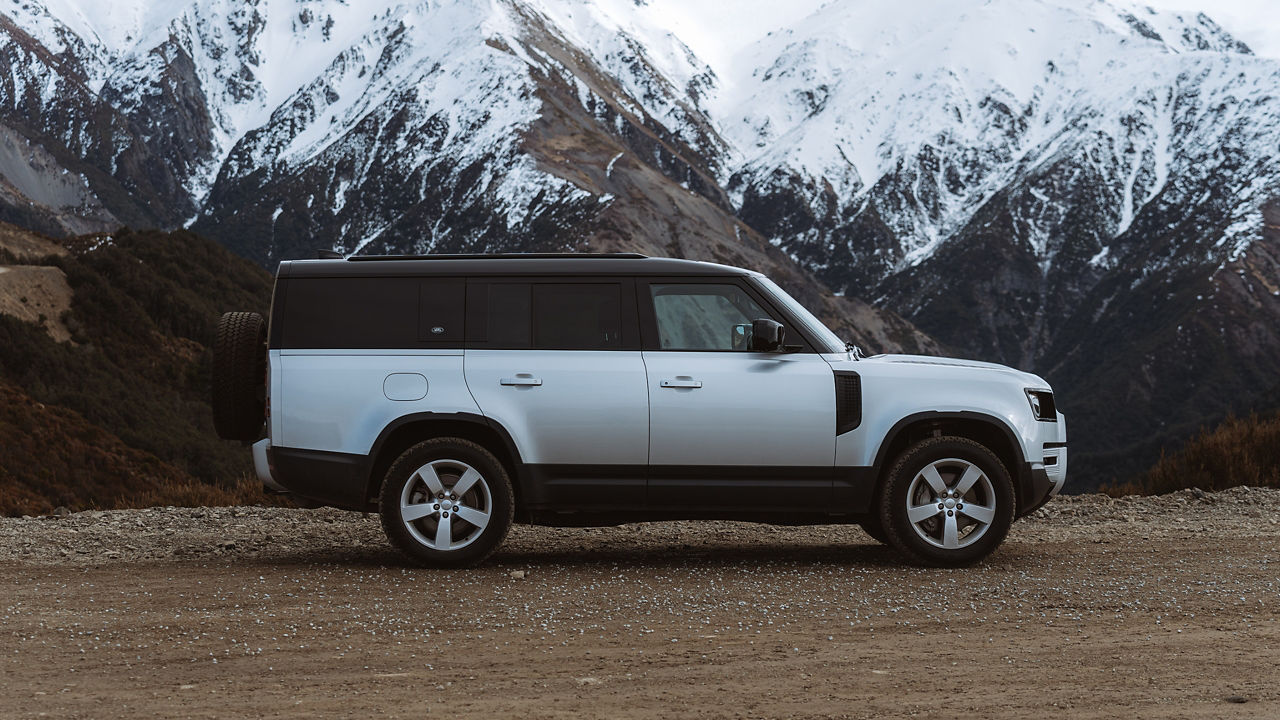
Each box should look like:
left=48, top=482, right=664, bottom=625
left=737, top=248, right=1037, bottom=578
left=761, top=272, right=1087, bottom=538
left=749, top=318, right=785, bottom=352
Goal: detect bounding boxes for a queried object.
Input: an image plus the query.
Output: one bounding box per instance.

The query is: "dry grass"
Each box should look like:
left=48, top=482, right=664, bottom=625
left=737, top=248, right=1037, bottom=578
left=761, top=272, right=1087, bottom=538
left=0, top=382, right=290, bottom=517
left=3, top=471, right=290, bottom=517
left=106, top=474, right=290, bottom=514
left=1102, top=412, right=1280, bottom=496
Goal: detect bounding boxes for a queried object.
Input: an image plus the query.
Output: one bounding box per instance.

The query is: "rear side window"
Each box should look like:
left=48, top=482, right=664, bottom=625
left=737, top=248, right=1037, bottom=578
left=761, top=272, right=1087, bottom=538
left=467, top=281, right=630, bottom=350
left=534, top=284, right=622, bottom=350
left=279, top=277, right=464, bottom=349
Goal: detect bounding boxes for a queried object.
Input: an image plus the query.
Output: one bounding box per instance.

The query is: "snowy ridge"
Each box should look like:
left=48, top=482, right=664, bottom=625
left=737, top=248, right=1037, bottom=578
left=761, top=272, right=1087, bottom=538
left=10, top=0, right=1273, bottom=269
left=0, top=0, right=1277, bottom=293
left=721, top=0, right=1280, bottom=284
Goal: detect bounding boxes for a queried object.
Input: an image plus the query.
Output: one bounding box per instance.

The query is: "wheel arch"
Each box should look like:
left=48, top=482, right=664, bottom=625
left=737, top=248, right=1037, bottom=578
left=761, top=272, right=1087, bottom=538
left=363, top=413, right=524, bottom=512
left=871, top=411, right=1026, bottom=503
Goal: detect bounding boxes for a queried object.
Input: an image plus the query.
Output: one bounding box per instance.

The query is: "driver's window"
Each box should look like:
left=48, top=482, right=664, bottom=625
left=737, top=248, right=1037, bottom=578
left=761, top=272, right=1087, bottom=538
left=650, top=284, right=771, bottom=351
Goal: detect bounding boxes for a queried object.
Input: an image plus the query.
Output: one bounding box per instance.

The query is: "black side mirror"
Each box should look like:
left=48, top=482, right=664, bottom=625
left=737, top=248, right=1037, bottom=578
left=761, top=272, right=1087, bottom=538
left=749, top=318, right=785, bottom=352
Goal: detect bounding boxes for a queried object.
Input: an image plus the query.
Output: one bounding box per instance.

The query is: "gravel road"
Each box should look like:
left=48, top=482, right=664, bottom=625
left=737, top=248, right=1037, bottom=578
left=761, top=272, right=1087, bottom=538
left=2, top=488, right=1278, bottom=719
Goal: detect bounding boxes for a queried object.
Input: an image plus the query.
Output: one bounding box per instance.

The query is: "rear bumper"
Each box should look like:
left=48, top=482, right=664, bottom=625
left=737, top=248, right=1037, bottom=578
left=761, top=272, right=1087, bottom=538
left=252, top=439, right=289, bottom=493
left=269, top=445, right=369, bottom=510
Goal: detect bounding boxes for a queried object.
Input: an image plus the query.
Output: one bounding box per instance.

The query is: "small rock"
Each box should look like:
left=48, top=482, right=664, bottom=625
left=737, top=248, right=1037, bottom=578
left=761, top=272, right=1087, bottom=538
left=510, top=570, right=526, bottom=580
left=1190, top=487, right=1206, bottom=500
left=52, top=506, right=71, bottom=519
left=1225, top=696, right=1248, bottom=704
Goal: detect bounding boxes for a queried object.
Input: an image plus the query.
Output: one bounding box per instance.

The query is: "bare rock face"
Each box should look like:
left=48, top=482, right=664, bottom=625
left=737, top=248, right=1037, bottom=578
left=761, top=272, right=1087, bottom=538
left=0, top=264, right=73, bottom=342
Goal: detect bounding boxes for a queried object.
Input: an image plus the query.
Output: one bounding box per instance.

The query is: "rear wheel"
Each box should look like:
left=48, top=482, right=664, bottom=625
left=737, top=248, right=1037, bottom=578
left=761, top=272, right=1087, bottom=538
left=878, top=436, right=1015, bottom=566
left=379, top=438, right=514, bottom=568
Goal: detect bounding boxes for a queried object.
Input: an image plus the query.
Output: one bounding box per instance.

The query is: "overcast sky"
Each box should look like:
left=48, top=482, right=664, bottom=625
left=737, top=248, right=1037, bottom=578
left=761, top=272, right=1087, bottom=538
left=1141, top=0, right=1280, bottom=57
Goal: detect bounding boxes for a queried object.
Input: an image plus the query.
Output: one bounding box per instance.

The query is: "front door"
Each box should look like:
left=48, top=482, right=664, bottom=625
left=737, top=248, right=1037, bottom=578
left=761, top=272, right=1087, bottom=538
left=640, top=280, right=836, bottom=511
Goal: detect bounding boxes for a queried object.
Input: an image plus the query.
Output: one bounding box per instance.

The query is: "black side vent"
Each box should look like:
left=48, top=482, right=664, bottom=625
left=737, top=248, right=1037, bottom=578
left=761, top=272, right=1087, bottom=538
left=834, top=371, right=862, bottom=435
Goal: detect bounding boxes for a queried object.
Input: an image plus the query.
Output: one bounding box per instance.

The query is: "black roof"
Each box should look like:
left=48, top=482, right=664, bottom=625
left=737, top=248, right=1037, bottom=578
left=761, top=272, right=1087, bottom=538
left=277, top=253, right=751, bottom=278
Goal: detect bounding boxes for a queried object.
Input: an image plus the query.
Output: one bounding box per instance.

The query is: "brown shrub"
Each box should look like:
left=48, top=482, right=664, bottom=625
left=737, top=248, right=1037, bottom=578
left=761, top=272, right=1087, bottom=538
left=1102, top=412, right=1280, bottom=496
left=0, top=383, right=285, bottom=516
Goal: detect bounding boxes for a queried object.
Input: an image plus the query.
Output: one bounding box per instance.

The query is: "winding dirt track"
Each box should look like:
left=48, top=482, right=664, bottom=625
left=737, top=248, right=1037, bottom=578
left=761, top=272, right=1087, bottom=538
left=2, top=489, right=1278, bottom=719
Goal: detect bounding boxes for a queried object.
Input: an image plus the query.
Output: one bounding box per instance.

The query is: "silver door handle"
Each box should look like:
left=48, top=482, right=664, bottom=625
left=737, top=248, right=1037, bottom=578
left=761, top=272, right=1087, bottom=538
left=500, top=376, right=542, bottom=387
left=660, top=378, right=702, bottom=389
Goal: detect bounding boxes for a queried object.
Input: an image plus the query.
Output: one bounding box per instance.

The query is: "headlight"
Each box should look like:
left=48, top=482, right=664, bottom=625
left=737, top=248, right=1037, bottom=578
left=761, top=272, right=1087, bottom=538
left=1025, top=389, right=1057, bottom=421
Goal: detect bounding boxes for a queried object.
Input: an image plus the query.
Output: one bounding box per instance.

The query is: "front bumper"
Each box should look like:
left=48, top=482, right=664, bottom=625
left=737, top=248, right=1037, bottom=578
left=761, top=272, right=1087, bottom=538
left=252, top=438, right=289, bottom=493
left=1043, top=444, right=1067, bottom=496
left=1018, top=444, right=1067, bottom=517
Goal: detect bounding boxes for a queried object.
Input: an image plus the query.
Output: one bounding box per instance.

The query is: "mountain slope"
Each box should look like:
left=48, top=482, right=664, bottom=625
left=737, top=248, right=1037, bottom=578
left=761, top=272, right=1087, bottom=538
left=0, top=222, right=276, bottom=514
left=0, top=0, right=1277, bottom=485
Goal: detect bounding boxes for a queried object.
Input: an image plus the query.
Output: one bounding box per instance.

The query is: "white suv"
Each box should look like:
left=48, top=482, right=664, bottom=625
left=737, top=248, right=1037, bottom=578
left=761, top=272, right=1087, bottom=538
left=212, top=254, right=1066, bottom=567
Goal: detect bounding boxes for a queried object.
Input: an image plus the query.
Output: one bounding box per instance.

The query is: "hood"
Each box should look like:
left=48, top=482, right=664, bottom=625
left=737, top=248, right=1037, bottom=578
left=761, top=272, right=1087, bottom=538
left=842, top=353, right=1051, bottom=389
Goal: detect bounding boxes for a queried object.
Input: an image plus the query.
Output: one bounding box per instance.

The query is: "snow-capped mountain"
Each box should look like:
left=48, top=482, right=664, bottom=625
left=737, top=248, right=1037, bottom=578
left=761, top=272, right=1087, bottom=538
left=0, top=0, right=1277, bottom=484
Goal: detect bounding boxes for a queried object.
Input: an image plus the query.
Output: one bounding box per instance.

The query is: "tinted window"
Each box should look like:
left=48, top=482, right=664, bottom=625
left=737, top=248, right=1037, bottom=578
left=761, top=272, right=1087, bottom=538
left=418, top=279, right=465, bottom=344
left=650, top=283, right=771, bottom=351
left=533, top=284, right=622, bottom=350
left=467, top=282, right=532, bottom=348
left=467, top=281, right=624, bottom=350
left=281, top=277, right=463, bottom=349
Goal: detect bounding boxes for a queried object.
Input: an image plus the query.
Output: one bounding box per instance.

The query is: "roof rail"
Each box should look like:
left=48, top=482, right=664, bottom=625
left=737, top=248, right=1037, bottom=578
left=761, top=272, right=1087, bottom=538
left=344, top=252, right=648, bottom=261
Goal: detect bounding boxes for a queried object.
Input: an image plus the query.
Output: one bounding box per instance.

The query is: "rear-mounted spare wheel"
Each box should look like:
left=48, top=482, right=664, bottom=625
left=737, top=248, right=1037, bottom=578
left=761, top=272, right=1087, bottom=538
left=212, top=311, right=267, bottom=441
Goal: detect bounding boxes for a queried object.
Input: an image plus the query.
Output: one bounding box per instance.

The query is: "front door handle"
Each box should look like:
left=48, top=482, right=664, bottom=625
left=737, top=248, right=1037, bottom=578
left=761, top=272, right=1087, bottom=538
left=500, top=375, right=542, bottom=387
left=660, top=378, right=702, bottom=389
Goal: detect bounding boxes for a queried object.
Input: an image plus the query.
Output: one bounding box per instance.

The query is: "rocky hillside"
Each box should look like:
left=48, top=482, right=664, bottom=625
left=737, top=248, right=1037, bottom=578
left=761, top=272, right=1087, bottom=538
left=0, top=222, right=275, bottom=515
left=0, top=0, right=1276, bottom=485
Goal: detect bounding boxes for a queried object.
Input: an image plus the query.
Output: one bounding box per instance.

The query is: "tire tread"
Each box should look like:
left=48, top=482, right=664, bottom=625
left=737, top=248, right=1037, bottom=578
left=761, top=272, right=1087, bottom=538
left=211, top=311, right=267, bottom=441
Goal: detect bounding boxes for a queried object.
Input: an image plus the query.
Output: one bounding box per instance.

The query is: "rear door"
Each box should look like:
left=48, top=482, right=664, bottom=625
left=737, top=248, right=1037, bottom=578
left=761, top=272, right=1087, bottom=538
left=639, top=278, right=836, bottom=511
left=463, top=278, right=649, bottom=510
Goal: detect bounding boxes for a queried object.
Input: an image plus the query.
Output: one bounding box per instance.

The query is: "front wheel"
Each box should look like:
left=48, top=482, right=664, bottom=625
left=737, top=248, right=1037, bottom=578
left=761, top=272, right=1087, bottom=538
left=858, top=515, right=888, bottom=544
left=878, top=436, right=1015, bottom=566
left=379, top=438, right=514, bottom=568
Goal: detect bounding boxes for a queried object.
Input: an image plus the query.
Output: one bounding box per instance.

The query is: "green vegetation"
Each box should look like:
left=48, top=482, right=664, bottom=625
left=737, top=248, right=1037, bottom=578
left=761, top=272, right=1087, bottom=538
left=0, top=227, right=277, bottom=515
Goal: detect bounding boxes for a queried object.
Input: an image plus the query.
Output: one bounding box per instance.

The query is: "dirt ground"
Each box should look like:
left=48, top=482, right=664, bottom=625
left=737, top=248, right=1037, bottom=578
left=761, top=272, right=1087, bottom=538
left=2, top=488, right=1278, bottom=719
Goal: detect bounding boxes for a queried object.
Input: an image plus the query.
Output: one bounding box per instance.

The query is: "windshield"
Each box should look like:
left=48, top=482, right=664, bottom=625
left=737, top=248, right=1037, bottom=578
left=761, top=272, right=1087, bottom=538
left=751, top=277, right=847, bottom=354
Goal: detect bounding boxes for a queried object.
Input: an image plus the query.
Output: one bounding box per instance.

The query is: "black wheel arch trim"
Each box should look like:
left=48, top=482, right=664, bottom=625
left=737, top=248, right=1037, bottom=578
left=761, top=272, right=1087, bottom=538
left=361, top=411, right=525, bottom=499
left=870, top=410, right=1040, bottom=516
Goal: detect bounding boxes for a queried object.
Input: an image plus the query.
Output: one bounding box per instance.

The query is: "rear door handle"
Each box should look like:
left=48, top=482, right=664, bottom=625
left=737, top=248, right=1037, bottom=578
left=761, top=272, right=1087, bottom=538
left=500, top=375, right=542, bottom=387
left=660, top=378, right=702, bottom=389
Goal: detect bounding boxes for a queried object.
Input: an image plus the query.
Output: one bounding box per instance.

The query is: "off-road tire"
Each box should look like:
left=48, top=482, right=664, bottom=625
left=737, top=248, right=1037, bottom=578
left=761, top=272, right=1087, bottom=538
left=379, top=438, right=515, bottom=568
left=211, top=311, right=267, bottom=441
left=858, top=515, right=889, bottom=544
left=878, top=436, right=1016, bottom=566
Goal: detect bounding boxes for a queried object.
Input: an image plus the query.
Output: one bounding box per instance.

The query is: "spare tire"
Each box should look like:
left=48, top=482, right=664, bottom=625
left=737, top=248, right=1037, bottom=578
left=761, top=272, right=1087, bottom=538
left=212, top=311, right=267, bottom=441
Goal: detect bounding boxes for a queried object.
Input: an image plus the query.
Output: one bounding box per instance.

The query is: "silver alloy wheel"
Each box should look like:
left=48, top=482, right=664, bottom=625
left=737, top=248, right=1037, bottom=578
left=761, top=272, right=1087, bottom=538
left=904, top=457, right=997, bottom=550
left=399, top=459, right=492, bottom=551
